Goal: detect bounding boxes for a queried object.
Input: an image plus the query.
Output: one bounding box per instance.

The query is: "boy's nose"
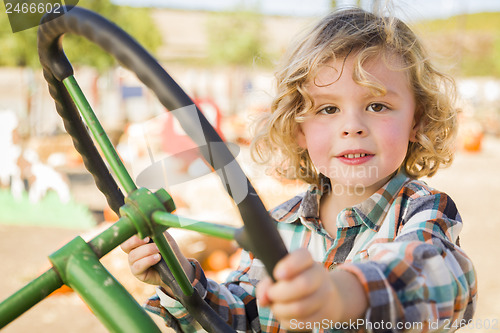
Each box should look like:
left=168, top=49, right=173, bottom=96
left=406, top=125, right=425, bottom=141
left=340, top=113, right=368, bottom=138
left=342, top=129, right=364, bottom=136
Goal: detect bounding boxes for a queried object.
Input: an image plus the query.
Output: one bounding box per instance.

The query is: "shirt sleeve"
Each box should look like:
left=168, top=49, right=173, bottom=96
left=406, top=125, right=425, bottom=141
left=337, top=189, right=477, bottom=332
left=144, top=252, right=263, bottom=333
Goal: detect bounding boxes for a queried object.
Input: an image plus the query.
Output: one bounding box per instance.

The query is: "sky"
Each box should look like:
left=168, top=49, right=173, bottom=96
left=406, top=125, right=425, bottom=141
left=112, top=0, right=500, bottom=21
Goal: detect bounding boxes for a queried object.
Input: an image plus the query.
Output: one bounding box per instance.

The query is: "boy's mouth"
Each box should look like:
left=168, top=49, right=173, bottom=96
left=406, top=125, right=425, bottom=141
left=336, top=150, right=374, bottom=158
left=342, top=153, right=369, bottom=159
left=335, top=150, right=374, bottom=164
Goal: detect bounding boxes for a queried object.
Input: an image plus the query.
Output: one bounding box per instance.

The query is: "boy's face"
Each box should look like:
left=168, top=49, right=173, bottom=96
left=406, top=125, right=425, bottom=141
left=298, top=53, right=417, bottom=195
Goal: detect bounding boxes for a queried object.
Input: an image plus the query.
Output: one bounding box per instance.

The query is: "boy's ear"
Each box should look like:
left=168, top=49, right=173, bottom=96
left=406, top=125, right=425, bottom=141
left=296, top=125, right=308, bottom=149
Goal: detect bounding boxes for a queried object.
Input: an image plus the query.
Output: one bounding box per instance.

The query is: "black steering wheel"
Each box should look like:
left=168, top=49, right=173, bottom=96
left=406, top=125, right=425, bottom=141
left=37, top=6, right=288, bottom=332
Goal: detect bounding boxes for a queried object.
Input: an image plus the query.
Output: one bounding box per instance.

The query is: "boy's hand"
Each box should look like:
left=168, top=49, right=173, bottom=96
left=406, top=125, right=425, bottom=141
left=121, top=235, right=164, bottom=286
left=256, top=248, right=343, bottom=328
left=256, top=248, right=368, bottom=329
left=121, top=232, right=194, bottom=293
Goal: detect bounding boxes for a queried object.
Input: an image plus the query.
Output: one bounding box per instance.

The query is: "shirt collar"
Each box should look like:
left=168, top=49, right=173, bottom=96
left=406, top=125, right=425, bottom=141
left=348, top=171, right=409, bottom=231
left=275, top=171, right=409, bottom=232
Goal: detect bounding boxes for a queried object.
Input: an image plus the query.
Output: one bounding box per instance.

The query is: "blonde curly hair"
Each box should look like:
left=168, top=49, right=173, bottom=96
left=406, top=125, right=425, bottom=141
left=251, top=7, right=458, bottom=185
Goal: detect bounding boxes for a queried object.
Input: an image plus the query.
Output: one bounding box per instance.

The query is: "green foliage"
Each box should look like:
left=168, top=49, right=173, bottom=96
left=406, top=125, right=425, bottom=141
left=206, top=9, right=270, bottom=67
left=0, top=0, right=162, bottom=69
left=0, top=7, right=38, bottom=66
left=417, top=12, right=500, bottom=32
left=415, top=12, right=500, bottom=77
left=0, top=189, right=96, bottom=229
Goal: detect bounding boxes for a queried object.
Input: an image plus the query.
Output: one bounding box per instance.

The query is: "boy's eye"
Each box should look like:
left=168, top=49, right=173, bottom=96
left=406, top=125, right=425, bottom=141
left=367, top=103, right=387, bottom=112
left=317, top=106, right=339, bottom=115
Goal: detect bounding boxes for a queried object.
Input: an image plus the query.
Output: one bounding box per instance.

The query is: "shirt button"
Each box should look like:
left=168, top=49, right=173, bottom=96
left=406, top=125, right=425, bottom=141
left=328, top=262, right=338, bottom=270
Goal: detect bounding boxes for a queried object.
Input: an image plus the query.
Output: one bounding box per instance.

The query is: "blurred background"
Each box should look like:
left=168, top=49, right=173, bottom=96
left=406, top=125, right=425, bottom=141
left=0, top=0, right=499, bottom=331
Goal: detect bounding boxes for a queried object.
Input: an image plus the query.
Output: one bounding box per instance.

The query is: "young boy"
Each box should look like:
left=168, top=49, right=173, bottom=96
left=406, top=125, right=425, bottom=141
left=122, top=7, right=477, bottom=332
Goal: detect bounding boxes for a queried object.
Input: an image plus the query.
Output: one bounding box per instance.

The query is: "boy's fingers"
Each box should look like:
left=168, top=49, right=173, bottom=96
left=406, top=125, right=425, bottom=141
left=256, top=276, right=273, bottom=307
left=267, top=263, right=322, bottom=303
left=130, top=252, right=162, bottom=277
left=271, top=288, right=324, bottom=324
left=273, top=248, right=314, bottom=280
left=120, top=235, right=150, bottom=254
left=127, top=242, right=160, bottom=266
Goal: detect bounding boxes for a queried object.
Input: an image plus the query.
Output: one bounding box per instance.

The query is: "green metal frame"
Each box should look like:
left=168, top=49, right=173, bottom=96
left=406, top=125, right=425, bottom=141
left=0, top=75, right=239, bottom=331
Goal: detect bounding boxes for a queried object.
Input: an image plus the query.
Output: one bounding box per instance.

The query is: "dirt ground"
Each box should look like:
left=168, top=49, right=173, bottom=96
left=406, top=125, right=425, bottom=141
left=0, top=223, right=174, bottom=333
left=1, top=136, right=500, bottom=332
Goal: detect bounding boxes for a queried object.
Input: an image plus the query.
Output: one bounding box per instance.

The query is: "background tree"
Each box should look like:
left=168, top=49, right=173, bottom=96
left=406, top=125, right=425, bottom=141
left=415, top=12, right=500, bottom=77
left=206, top=9, right=269, bottom=67
left=205, top=8, right=270, bottom=114
left=0, top=0, right=162, bottom=69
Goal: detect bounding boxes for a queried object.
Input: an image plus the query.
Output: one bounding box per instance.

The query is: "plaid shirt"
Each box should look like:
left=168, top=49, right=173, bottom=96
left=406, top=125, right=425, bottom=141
left=145, top=172, right=477, bottom=332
